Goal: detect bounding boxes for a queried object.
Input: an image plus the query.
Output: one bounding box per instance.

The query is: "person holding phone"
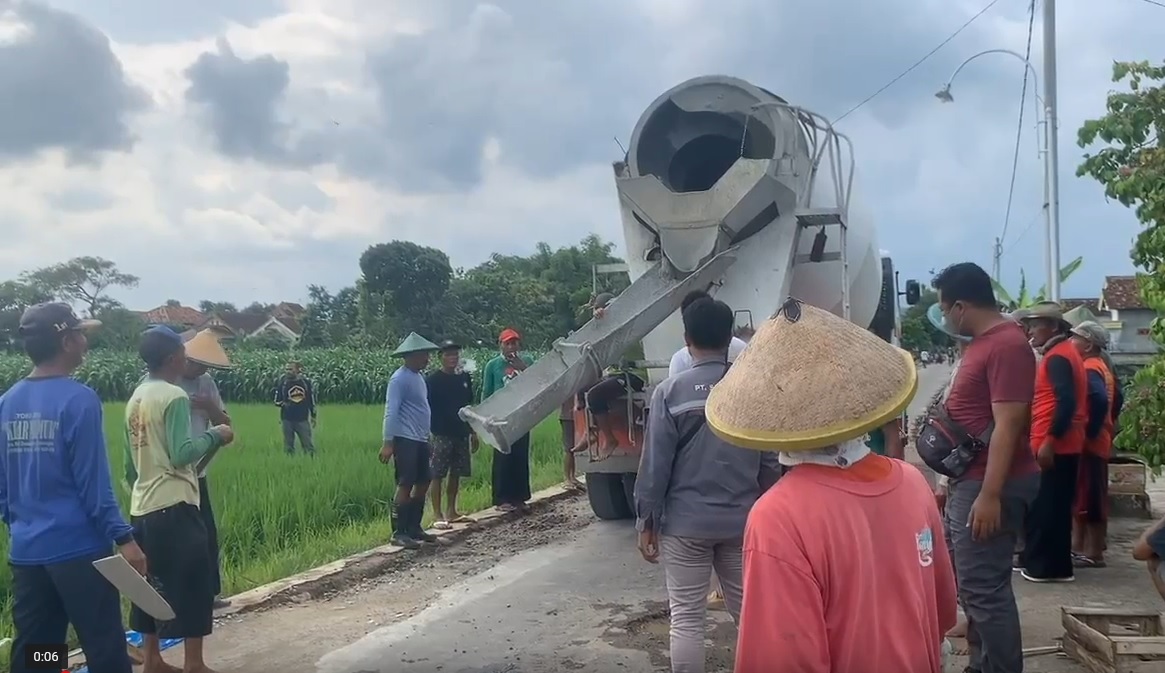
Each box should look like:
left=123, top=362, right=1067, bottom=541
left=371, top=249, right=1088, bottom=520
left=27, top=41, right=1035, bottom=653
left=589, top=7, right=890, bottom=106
left=482, top=328, right=535, bottom=513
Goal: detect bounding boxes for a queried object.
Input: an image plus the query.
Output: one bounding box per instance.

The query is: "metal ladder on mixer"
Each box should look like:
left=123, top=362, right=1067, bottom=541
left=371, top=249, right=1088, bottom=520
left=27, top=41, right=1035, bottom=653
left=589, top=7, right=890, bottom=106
left=752, top=101, right=857, bottom=321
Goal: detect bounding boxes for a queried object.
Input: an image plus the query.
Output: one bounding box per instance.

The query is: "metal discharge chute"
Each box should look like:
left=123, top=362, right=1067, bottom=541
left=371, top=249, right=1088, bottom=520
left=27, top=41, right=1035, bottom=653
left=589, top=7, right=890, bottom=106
left=461, top=75, right=883, bottom=452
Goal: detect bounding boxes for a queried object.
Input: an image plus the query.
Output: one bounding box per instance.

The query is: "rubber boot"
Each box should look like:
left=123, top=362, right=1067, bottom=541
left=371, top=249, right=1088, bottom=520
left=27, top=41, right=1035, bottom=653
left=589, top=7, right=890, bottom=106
left=391, top=502, right=420, bottom=549
left=410, top=498, right=438, bottom=543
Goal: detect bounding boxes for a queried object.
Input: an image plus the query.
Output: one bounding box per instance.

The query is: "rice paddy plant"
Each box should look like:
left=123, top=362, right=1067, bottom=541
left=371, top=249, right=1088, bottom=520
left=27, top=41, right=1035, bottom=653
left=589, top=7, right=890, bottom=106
left=0, top=403, right=569, bottom=661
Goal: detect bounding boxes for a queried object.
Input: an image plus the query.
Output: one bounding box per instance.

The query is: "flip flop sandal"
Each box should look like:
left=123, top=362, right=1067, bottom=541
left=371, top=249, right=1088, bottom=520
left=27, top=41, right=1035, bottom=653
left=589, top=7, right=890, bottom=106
left=449, top=515, right=474, bottom=524
left=1073, top=556, right=1105, bottom=568
left=497, top=503, right=517, bottom=513
left=433, top=520, right=453, bottom=530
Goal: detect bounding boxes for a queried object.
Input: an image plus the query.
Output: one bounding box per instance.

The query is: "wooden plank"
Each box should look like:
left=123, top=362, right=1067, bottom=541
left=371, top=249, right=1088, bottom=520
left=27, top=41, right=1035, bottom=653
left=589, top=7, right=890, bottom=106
left=1066, top=607, right=1161, bottom=619
left=1064, top=636, right=1117, bottom=673
left=1111, top=635, right=1165, bottom=656
left=1064, top=611, right=1116, bottom=663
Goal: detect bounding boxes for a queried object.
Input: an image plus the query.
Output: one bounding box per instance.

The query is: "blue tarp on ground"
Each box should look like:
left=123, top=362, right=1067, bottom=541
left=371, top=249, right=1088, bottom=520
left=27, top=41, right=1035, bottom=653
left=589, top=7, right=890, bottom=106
left=74, top=632, right=182, bottom=673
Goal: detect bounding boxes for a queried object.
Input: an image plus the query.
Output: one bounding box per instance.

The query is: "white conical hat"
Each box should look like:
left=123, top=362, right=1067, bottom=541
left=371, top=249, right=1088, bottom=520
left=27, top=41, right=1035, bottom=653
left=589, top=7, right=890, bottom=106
left=707, top=298, right=918, bottom=452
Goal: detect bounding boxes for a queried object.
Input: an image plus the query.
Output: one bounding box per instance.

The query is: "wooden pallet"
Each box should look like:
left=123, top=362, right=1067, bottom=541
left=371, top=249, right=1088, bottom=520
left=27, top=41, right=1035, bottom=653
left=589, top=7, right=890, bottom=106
left=1061, top=607, right=1165, bottom=673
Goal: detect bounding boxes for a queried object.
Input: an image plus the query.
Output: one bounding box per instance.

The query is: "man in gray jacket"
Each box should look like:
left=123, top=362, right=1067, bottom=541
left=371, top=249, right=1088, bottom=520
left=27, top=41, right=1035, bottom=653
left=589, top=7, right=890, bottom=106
left=634, top=296, right=782, bottom=673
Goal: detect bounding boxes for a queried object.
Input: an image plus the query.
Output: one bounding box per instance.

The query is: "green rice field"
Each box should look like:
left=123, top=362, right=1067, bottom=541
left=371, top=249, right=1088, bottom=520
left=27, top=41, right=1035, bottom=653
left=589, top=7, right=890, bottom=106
left=0, top=403, right=568, bottom=661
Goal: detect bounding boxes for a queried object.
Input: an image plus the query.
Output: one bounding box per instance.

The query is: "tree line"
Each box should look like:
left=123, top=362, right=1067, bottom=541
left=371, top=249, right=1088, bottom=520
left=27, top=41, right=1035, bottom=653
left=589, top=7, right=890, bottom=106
left=0, top=235, right=629, bottom=353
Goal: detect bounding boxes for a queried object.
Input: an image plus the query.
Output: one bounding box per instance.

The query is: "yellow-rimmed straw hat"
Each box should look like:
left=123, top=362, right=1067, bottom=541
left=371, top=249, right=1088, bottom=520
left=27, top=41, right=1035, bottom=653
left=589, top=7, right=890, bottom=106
left=706, top=298, right=918, bottom=452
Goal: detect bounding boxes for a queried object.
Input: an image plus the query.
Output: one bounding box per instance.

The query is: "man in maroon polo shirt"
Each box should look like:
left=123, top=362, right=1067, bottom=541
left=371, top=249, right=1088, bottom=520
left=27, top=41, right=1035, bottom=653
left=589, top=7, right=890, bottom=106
left=933, top=262, right=1040, bottom=673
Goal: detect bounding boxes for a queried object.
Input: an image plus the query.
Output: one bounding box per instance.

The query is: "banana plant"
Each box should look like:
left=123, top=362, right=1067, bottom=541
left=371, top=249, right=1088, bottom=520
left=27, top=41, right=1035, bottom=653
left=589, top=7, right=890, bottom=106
left=992, top=256, right=1084, bottom=310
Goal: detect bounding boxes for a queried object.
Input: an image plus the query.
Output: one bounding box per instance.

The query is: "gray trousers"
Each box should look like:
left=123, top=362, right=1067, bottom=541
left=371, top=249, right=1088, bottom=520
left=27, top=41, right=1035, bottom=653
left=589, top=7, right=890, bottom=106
left=660, top=535, right=744, bottom=673
left=946, top=474, right=1039, bottom=673
left=282, top=419, right=315, bottom=454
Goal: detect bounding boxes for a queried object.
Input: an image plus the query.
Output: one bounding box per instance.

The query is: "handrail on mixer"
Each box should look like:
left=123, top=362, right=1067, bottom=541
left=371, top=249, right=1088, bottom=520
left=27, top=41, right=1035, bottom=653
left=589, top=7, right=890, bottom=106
left=747, top=101, right=856, bottom=218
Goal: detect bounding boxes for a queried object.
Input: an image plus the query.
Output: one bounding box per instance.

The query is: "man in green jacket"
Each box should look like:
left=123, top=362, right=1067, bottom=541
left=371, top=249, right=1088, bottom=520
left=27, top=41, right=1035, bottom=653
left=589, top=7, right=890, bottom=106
left=481, top=327, right=535, bottom=513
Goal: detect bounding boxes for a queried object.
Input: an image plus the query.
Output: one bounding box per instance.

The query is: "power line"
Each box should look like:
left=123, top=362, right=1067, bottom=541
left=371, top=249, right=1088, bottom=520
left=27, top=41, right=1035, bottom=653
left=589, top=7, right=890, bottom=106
left=832, top=0, right=1004, bottom=123
left=1001, top=207, right=1044, bottom=256
left=1138, top=0, right=1165, bottom=8
left=999, top=1, right=1038, bottom=243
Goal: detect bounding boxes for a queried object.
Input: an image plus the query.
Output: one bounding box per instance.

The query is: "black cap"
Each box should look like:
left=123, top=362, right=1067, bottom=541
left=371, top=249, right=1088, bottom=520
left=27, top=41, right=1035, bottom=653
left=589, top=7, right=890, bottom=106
left=593, top=293, right=615, bottom=309
left=18, top=302, right=101, bottom=338
left=438, top=340, right=462, bottom=351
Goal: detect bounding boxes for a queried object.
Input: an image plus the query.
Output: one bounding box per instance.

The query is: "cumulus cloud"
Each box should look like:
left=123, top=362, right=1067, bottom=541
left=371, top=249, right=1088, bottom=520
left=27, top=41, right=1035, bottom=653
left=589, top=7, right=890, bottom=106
left=184, top=36, right=298, bottom=163
left=0, top=1, right=149, bottom=160
left=0, top=0, right=1160, bottom=309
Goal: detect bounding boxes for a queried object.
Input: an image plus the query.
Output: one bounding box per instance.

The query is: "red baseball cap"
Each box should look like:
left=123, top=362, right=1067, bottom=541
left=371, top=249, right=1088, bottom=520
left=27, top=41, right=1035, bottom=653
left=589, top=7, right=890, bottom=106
left=498, top=328, right=521, bottom=344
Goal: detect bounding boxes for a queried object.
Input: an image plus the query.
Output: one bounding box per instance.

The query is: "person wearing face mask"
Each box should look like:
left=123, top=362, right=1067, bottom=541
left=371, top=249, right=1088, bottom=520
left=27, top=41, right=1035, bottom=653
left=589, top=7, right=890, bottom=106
left=928, top=263, right=1039, bottom=673
left=1015, top=302, right=1087, bottom=585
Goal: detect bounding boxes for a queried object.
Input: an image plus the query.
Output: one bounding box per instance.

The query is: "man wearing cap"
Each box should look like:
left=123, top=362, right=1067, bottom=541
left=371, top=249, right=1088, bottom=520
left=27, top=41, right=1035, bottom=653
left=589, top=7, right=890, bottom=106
left=425, top=340, right=477, bottom=529
left=703, top=298, right=956, bottom=673
left=1, top=303, right=146, bottom=673
left=274, top=361, right=317, bottom=456
left=379, top=332, right=441, bottom=549
left=1069, top=320, right=1121, bottom=568
left=125, top=326, right=235, bottom=673
left=1018, top=301, right=1088, bottom=584
left=634, top=297, right=783, bottom=673
left=178, top=329, right=234, bottom=609
left=482, top=328, right=536, bottom=513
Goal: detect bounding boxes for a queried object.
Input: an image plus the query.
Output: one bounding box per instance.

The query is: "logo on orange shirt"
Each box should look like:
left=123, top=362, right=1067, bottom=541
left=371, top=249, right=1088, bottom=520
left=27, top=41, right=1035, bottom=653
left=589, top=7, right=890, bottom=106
left=917, top=527, right=935, bottom=567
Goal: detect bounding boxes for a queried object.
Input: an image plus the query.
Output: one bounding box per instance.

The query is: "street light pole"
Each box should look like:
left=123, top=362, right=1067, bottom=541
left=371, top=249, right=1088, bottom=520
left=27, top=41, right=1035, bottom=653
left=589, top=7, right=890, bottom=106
left=1043, top=0, right=1062, bottom=302
left=935, top=48, right=1053, bottom=295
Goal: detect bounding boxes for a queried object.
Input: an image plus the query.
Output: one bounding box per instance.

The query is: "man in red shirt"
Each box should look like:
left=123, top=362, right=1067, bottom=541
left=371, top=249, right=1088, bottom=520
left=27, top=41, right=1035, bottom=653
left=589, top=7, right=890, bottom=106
left=1017, top=302, right=1087, bottom=584
left=933, top=263, right=1039, bottom=673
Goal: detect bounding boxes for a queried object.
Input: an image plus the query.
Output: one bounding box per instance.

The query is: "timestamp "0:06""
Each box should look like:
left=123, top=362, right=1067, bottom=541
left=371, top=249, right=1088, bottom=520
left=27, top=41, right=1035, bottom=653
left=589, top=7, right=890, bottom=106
left=23, top=642, right=69, bottom=670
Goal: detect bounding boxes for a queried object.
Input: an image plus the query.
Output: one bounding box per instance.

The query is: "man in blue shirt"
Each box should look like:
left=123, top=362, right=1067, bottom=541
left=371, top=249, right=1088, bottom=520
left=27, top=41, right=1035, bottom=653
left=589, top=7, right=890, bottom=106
left=1, top=303, right=147, bottom=673
left=379, top=332, right=441, bottom=549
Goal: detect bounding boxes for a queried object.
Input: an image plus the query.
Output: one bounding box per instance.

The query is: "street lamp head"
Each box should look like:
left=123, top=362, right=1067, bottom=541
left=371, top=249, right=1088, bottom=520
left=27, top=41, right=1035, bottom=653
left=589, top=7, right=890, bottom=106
left=934, top=85, right=954, bottom=103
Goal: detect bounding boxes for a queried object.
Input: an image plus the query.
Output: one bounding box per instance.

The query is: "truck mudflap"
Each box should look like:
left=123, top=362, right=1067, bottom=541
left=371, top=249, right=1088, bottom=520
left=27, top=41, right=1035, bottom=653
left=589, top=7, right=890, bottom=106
left=459, top=247, right=739, bottom=453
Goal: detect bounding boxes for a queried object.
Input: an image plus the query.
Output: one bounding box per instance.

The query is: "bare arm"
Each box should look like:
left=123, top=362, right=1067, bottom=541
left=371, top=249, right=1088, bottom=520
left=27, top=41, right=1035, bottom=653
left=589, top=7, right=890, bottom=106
left=1133, top=516, right=1165, bottom=562
left=883, top=418, right=905, bottom=460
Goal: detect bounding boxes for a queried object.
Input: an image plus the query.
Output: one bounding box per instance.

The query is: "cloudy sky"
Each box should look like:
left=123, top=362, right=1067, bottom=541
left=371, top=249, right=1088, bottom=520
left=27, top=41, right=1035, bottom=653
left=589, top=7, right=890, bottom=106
left=0, top=0, right=1160, bottom=310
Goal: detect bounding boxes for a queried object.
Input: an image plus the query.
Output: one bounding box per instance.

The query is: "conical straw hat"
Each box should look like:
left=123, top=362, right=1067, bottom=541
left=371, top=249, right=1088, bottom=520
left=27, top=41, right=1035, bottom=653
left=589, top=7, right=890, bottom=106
left=706, top=298, right=918, bottom=452
left=183, top=329, right=232, bottom=369
left=392, top=332, right=440, bottom=356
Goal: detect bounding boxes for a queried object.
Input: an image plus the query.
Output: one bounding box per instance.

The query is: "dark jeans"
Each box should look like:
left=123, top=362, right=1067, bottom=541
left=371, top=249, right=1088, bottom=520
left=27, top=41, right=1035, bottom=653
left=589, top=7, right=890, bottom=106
left=1022, top=453, right=1080, bottom=579
left=282, top=419, right=315, bottom=454
left=10, top=553, right=131, bottom=673
left=199, top=476, right=222, bottom=596
left=492, top=433, right=531, bottom=506
left=584, top=373, right=646, bottom=415
left=947, top=473, right=1039, bottom=673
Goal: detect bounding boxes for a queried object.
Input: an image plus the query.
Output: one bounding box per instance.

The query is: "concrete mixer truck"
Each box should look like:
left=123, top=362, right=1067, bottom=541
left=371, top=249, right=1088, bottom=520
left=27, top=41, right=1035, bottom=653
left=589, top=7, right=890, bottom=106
left=460, top=75, right=919, bottom=520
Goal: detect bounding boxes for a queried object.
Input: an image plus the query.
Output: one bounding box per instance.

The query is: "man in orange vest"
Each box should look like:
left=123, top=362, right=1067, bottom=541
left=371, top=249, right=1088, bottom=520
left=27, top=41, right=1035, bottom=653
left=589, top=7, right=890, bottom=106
left=1017, top=302, right=1088, bottom=583
left=1069, top=321, right=1121, bottom=568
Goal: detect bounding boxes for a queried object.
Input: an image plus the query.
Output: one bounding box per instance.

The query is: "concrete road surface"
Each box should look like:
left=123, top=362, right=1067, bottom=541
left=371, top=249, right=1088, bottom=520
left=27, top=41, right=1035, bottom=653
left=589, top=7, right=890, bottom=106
left=184, top=363, right=1035, bottom=673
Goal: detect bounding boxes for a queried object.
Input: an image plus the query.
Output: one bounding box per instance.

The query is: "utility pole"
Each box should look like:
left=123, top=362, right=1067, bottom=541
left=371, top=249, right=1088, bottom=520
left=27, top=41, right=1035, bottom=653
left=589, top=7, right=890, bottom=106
left=992, top=237, right=1002, bottom=282
left=1043, top=0, right=1062, bottom=302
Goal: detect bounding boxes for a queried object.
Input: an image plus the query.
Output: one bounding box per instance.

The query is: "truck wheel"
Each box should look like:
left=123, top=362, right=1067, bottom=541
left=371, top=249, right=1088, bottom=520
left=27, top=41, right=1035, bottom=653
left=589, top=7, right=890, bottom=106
left=620, top=473, right=637, bottom=516
left=586, top=472, right=633, bottom=520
